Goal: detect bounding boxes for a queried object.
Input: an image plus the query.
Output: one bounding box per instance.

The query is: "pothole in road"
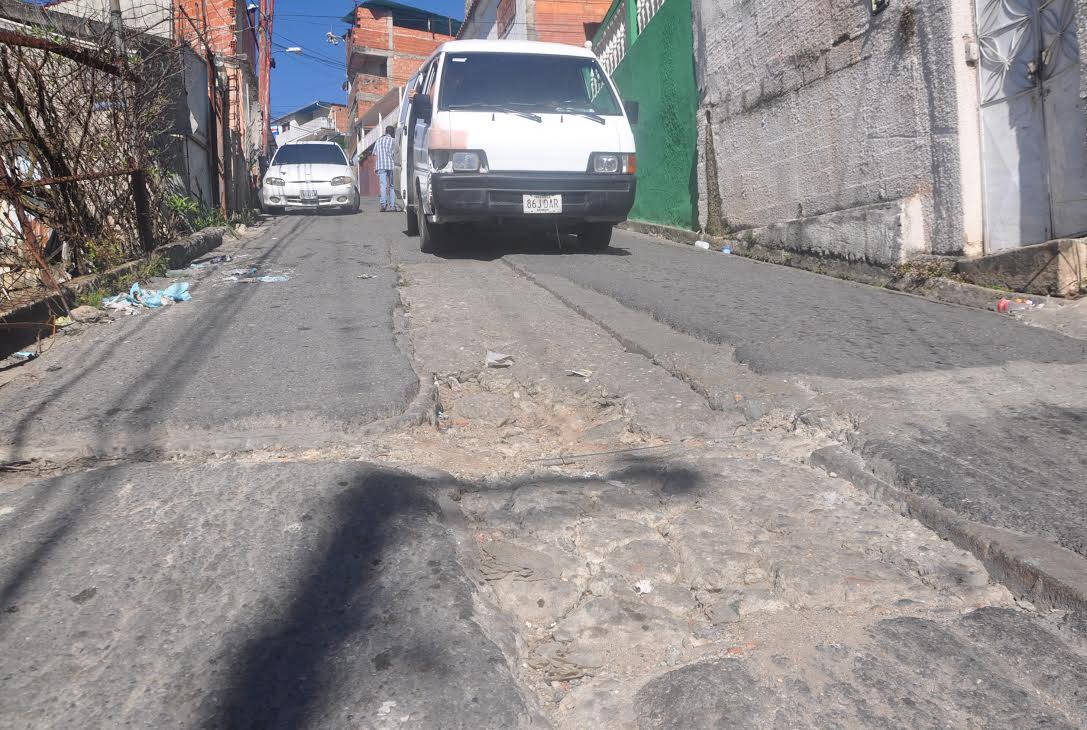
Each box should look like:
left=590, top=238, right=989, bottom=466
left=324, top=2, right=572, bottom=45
left=320, top=368, right=1022, bottom=727
left=371, top=368, right=670, bottom=481
left=444, top=436, right=1019, bottom=726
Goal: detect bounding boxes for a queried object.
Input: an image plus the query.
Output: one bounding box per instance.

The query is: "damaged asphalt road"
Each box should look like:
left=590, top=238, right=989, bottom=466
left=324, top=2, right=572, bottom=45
left=2, top=209, right=1086, bottom=728
left=0, top=213, right=418, bottom=462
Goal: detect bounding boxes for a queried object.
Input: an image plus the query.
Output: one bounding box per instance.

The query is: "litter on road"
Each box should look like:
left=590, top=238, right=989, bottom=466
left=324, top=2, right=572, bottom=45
left=358, top=274, right=376, bottom=279
left=997, top=297, right=1045, bottom=314
left=566, top=368, right=593, bottom=378
left=190, top=255, right=232, bottom=269
left=695, top=240, right=711, bottom=250
left=222, top=273, right=289, bottom=283
left=12, top=351, right=36, bottom=361
left=485, top=351, right=514, bottom=368
left=102, top=282, right=191, bottom=313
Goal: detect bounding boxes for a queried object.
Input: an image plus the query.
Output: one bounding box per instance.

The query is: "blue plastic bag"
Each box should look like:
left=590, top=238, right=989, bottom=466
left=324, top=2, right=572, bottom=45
left=163, top=282, right=191, bottom=301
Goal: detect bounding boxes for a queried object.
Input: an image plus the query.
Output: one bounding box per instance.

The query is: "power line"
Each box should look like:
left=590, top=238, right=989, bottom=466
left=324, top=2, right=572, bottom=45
left=272, top=50, right=343, bottom=71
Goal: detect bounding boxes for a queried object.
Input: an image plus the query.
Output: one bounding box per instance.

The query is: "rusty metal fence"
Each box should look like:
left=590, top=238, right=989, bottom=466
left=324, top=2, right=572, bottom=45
left=0, top=8, right=181, bottom=316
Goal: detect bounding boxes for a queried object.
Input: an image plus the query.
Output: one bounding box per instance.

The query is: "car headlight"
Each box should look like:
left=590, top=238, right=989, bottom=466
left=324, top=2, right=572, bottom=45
left=430, top=150, right=487, bottom=173
left=265, top=177, right=285, bottom=186
left=331, top=176, right=352, bottom=186
left=590, top=153, right=636, bottom=174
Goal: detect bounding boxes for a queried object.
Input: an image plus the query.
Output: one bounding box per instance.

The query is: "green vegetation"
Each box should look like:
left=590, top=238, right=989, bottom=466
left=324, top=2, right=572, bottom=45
left=891, top=258, right=961, bottom=282
left=166, top=194, right=233, bottom=234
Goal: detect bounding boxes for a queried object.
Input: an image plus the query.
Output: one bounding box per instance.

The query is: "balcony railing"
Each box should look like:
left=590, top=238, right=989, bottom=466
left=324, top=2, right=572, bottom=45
left=275, top=116, right=337, bottom=146
left=591, top=0, right=667, bottom=75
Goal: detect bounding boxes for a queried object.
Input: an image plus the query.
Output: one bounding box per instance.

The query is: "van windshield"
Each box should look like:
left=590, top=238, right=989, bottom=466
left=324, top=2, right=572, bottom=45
left=438, top=53, right=623, bottom=116
left=272, top=144, right=348, bottom=166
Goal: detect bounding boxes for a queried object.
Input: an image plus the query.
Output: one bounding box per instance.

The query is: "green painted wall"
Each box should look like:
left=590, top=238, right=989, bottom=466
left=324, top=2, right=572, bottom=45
left=611, top=0, right=698, bottom=230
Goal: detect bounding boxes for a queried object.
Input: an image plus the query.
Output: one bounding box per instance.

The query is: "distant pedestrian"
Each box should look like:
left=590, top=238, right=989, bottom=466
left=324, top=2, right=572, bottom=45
left=375, top=125, right=397, bottom=212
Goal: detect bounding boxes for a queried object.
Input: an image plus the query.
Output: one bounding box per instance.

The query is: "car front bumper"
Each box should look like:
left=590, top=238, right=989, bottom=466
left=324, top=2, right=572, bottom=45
left=262, top=183, right=356, bottom=210
left=430, top=172, right=635, bottom=224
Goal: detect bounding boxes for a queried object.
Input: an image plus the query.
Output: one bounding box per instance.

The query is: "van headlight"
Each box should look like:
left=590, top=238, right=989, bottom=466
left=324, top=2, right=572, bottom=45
left=265, top=177, right=285, bottom=186
left=331, top=176, right=352, bottom=186
left=430, top=150, right=488, bottom=173
left=590, top=153, right=636, bottom=174
left=452, top=151, right=481, bottom=172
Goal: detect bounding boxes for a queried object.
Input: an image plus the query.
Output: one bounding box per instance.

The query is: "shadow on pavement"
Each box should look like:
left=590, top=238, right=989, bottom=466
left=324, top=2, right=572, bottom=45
left=433, top=226, right=633, bottom=262
left=0, top=451, right=709, bottom=725
left=212, top=453, right=702, bottom=727
left=0, top=216, right=310, bottom=461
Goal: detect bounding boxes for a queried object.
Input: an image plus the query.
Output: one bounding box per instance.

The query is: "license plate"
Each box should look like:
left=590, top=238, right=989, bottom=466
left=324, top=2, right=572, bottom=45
left=301, top=189, right=318, bottom=201
left=523, top=194, right=562, bottom=214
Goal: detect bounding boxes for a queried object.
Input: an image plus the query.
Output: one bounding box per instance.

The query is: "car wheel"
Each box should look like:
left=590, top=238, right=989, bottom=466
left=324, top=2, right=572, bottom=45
left=405, top=204, right=419, bottom=236
left=578, top=223, right=612, bottom=251
left=418, top=199, right=446, bottom=254
left=349, top=192, right=360, bottom=214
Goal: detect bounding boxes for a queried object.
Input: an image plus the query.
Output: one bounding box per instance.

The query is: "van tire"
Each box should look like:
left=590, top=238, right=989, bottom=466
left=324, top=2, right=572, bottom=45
left=418, top=202, right=445, bottom=254
left=579, top=223, right=613, bottom=251
left=405, top=205, right=419, bottom=236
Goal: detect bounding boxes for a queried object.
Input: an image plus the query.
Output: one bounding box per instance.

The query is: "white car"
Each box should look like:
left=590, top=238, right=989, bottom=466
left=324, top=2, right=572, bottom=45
left=261, top=142, right=360, bottom=214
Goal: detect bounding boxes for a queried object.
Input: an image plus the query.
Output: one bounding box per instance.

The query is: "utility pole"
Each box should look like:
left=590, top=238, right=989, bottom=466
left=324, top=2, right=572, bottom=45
left=258, top=0, right=276, bottom=154
left=108, top=0, right=124, bottom=55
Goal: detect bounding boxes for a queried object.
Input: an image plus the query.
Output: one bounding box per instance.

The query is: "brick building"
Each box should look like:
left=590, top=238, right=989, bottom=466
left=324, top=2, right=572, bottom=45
left=51, top=0, right=266, bottom=214
left=174, top=0, right=262, bottom=214
left=343, top=0, right=460, bottom=160
left=459, top=0, right=612, bottom=45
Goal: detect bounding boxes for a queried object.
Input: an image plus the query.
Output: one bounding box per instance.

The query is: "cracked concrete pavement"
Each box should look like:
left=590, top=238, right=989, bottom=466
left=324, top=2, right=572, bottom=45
left=1, top=209, right=1086, bottom=728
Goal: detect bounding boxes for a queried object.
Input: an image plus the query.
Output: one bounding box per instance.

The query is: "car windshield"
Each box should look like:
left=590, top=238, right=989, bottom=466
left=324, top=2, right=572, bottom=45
left=272, top=144, right=347, bottom=166
left=438, top=53, right=622, bottom=116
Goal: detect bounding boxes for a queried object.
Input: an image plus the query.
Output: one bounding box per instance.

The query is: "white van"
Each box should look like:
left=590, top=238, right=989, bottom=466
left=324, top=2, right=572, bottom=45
left=395, top=40, right=638, bottom=253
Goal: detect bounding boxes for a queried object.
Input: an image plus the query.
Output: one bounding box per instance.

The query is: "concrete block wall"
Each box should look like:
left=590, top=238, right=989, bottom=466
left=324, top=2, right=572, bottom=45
left=51, top=0, right=173, bottom=38
left=693, top=0, right=971, bottom=265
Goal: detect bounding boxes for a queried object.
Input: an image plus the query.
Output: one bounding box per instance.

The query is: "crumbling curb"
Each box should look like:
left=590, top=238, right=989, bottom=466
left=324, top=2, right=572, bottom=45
left=809, top=444, right=1087, bottom=615
left=0, top=226, right=229, bottom=358
left=618, top=221, right=1057, bottom=314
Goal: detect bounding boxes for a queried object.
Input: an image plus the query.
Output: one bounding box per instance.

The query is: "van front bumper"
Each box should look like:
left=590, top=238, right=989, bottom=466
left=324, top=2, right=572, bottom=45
left=430, top=173, right=635, bottom=223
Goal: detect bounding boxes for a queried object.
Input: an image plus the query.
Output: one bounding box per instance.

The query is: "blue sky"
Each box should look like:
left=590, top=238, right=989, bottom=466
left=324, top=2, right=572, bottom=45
left=270, top=0, right=464, bottom=119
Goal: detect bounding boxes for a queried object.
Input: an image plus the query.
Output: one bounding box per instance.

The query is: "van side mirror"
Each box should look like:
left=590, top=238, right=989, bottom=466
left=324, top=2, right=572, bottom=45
left=624, top=101, right=640, bottom=125
left=414, top=92, right=433, bottom=122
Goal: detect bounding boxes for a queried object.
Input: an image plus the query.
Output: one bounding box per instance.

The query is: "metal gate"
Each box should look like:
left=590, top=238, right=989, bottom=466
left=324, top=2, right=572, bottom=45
left=977, top=0, right=1087, bottom=250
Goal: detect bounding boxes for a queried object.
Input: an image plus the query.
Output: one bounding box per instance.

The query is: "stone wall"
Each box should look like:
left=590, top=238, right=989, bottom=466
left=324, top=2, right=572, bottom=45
left=692, top=0, right=970, bottom=265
